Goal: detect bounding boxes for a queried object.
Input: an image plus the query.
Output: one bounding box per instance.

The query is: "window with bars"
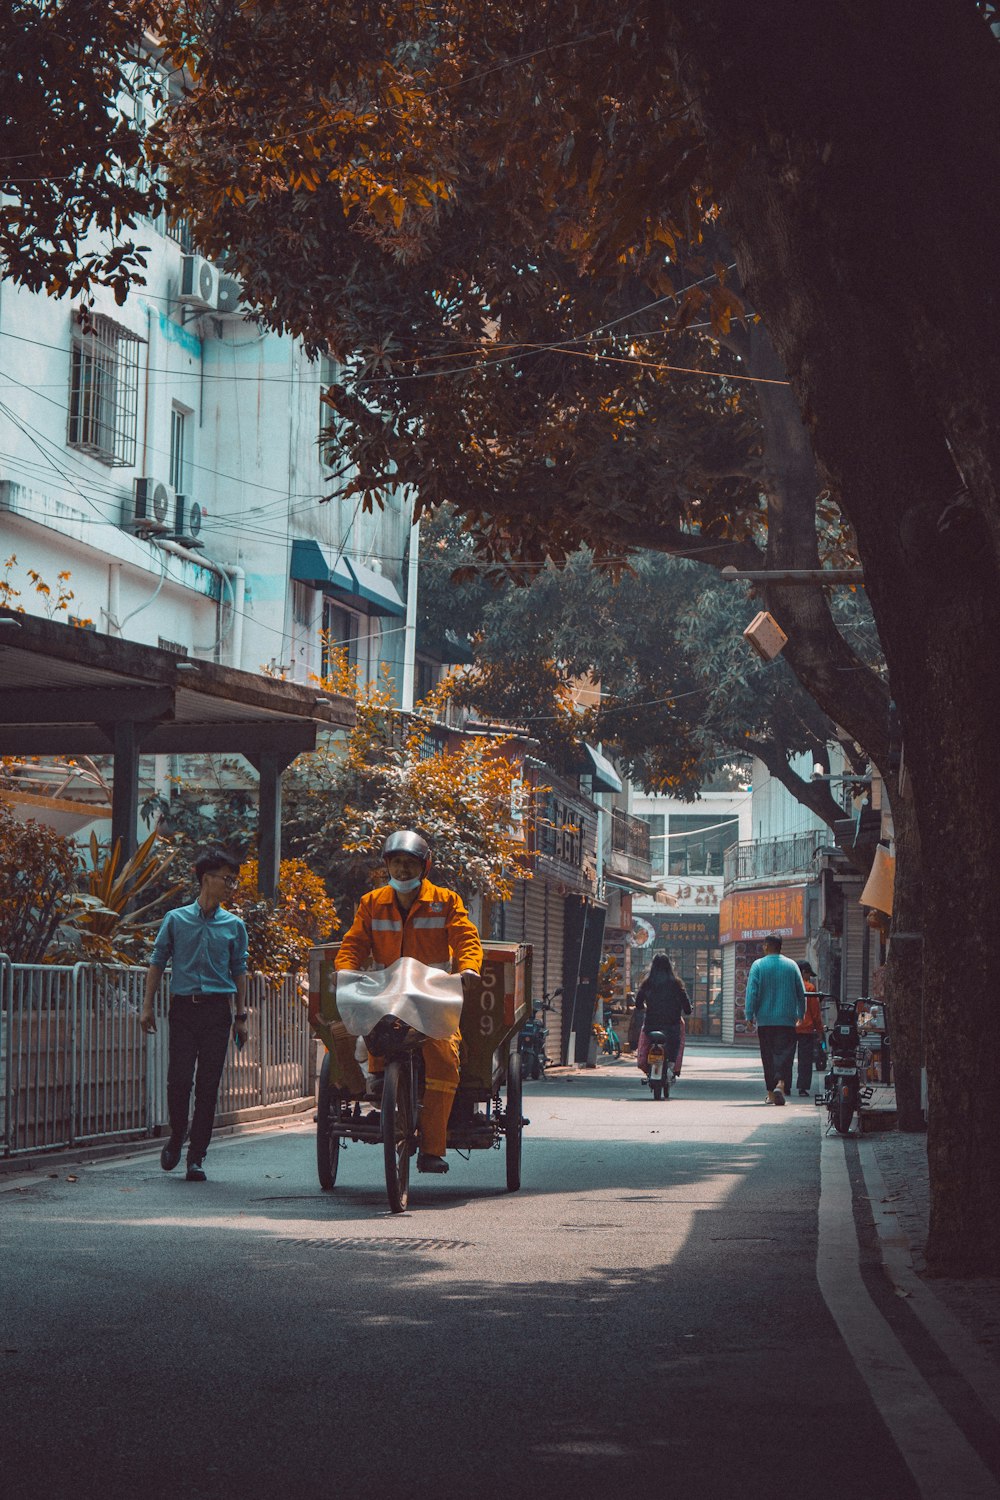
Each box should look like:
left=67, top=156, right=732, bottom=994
left=68, top=314, right=143, bottom=466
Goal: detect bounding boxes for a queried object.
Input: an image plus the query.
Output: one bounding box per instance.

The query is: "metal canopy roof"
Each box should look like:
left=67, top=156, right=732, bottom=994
left=0, top=610, right=355, bottom=896
left=0, top=609, right=353, bottom=756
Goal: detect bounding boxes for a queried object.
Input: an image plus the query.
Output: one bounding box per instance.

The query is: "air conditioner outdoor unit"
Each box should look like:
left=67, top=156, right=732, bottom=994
left=171, top=494, right=204, bottom=548
left=126, top=477, right=174, bottom=534
left=179, top=254, right=219, bottom=311
left=216, top=275, right=242, bottom=316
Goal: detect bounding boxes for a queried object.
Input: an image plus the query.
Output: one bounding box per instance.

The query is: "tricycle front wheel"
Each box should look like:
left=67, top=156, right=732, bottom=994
left=505, top=1050, right=523, bottom=1191
left=382, top=1059, right=412, bottom=1213
left=316, top=1052, right=341, bottom=1190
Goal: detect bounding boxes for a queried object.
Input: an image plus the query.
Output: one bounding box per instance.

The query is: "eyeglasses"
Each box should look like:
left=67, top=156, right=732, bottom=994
left=209, top=872, right=239, bottom=887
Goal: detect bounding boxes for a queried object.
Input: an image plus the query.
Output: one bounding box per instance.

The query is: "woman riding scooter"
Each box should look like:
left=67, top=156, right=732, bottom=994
left=635, top=954, right=692, bottom=1081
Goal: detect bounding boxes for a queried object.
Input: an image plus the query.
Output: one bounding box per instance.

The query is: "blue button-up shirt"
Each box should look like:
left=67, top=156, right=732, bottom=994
left=150, top=900, right=248, bottom=995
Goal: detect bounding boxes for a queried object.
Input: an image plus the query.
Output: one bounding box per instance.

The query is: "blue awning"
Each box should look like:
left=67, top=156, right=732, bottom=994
left=289, top=538, right=355, bottom=594
left=289, top=539, right=405, bottom=617
left=581, top=742, right=623, bottom=794
left=347, top=559, right=405, bottom=617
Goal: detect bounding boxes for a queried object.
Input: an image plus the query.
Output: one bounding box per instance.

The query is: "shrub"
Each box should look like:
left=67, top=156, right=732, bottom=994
left=228, top=858, right=340, bottom=982
left=0, top=801, right=79, bottom=962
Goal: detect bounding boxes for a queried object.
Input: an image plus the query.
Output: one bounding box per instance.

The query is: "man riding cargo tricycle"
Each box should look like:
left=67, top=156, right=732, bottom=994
left=308, top=830, right=532, bottom=1213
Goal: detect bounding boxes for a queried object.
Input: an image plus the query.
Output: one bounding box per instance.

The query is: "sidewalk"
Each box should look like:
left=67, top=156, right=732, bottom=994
left=864, top=1127, right=1000, bottom=1381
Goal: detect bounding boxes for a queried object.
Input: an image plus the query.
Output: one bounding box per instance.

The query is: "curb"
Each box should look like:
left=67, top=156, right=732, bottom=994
left=0, top=1101, right=314, bottom=1182
left=858, top=1137, right=1000, bottom=1425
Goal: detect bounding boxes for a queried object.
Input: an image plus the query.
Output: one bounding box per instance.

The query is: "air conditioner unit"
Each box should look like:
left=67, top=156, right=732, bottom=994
left=216, top=275, right=242, bottom=316
left=126, top=477, right=174, bottom=534
left=179, top=254, right=219, bottom=311
left=171, top=494, right=204, bottom=549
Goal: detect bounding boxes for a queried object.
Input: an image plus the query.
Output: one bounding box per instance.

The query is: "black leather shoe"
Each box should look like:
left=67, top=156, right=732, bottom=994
left=416, top=1152, right=449, bottom=1174
left=160, top=1136, right=183, bottom=1172
left=185, top=1157, right=207, bottom=1182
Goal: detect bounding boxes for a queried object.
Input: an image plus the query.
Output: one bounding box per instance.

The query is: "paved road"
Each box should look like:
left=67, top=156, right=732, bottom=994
left=2, top=1048, right=997, bottom=1499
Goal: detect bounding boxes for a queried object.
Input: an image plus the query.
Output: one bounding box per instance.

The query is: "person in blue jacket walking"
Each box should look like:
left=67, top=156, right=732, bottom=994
left=743, top=934, right=806, bottom=1105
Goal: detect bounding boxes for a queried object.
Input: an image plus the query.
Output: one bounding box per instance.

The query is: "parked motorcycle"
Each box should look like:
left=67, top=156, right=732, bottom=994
left=817, top=995, right=873, bottom=1135
left=518, top=989, right=560, bottom=1080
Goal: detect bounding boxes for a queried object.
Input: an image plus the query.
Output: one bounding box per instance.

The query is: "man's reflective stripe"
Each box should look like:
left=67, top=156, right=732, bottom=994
left=371, top=919, right=403, bottom=931
left=412, top=917, right=447, bottom=929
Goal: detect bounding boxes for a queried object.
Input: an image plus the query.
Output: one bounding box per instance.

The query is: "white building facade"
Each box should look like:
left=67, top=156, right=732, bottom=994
left=0, top=211, right=414, bottom=829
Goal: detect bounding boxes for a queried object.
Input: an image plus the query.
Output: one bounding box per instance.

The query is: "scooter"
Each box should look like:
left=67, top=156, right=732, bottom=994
left=518, top=989, right=560, bottom=1080
left=817, top=996, right=873, bottom=1135
left=646, top=1029, right=673, bottom=1101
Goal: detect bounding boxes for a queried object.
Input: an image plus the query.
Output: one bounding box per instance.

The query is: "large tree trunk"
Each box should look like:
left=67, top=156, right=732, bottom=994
left=665, top=3, right=1000, bottom=1273
left=747, top=324, right=925, bottom=1126
left=884, top=788, right=926, bottom=1134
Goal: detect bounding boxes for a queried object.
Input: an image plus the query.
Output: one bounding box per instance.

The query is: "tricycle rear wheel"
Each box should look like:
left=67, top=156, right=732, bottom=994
left=382, top=1059, right=412, bottom=1213
left=505, top=1050, right=523, bottom=1191
left=316, top=1052, right=341, bottom=1190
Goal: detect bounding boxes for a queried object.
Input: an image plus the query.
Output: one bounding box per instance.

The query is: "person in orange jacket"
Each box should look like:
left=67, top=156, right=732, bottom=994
left=335, top=830, right=483, bottom=1174
left=793, top=960, right=825, bottom=1096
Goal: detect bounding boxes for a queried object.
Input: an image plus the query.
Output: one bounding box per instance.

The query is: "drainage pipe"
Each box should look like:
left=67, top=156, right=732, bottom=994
left=150, top=537, right=245, bottom=667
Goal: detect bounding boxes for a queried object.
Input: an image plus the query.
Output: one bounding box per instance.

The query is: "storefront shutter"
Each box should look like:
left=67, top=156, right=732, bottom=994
left=544, top=890, right=565, bottom=1066
left=503, top=881, right=527, bottom=944
left=722, top=943, right=736, bottom=1042
left=843, top=887, right=869, bottom=1002
left=523, top=879, right=564, bottom=1064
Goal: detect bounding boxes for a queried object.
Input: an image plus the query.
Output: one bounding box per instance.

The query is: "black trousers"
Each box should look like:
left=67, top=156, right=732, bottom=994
left=756, top=1025, right=798, bottom=1092
left=794, top=1032, right=819, bottom=1092
left=166, top=996, right=234, bottom=1159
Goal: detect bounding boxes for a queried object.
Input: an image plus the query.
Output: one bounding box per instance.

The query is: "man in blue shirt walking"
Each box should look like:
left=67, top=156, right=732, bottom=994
left=743, top=934, right=806, bottom=1106
left=141, top=848, right=249, bottom=1180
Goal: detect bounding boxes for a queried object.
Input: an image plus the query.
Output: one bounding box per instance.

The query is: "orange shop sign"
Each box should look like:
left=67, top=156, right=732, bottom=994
left=719, top=886, right=808, bottom=945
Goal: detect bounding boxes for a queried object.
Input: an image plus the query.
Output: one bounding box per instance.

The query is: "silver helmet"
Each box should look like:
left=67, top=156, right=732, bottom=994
left=382, top=829, right=431, bottom=875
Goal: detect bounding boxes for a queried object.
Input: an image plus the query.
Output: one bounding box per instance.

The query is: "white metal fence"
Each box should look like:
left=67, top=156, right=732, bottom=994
left=0, top=956, right=313, bottom=1157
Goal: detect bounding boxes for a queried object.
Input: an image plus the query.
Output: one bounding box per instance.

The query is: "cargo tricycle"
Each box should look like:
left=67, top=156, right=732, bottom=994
left=308, top=942, right=532, bottom=1212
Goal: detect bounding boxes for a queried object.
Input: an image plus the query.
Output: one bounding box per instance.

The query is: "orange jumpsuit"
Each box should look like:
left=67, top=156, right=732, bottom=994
left=335, top=880, right=483, bottom=1156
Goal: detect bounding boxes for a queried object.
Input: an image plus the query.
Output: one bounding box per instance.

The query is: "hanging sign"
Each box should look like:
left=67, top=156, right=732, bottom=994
left=719, top=885, right=808, bottom=945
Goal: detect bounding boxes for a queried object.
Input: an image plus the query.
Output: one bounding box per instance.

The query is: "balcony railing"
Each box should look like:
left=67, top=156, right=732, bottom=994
left=723, top=829, right=828, bottom=887
left=611, top=808, right=651, bottom=862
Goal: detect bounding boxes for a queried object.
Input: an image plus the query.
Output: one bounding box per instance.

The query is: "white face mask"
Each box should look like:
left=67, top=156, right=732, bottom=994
left=388, top=875, right=422, bottom=894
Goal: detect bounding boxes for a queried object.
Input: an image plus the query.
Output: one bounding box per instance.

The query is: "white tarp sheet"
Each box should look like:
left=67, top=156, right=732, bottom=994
left=335, top=957, right=463, bottom=1041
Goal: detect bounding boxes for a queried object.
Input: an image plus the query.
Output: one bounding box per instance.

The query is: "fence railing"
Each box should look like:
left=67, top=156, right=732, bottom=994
left=722, top=829, right=829, bottom=886
left=0, top=957, right=311, bottom=1157
left=611, top=808, right=651, bottom=861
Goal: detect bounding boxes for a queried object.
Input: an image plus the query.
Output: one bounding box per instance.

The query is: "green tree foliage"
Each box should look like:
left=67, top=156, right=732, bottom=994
left=282, top=650, right=533, bottom=915
left=141, top=769, right=259, bottom=893
left=155, top=1, right=889, bottom=782
left=421, top=508, right=882, bottom=816
left=1, top=1, right=165, bottom=301
left=156, top=1, right=757, bottom=563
